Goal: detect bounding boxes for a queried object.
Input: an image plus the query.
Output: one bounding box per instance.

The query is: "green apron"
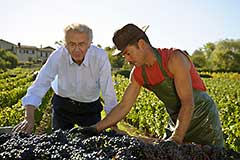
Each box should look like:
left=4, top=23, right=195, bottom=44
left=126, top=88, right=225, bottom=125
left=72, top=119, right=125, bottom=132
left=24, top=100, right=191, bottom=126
left=141, top=48, right=224, bottom=147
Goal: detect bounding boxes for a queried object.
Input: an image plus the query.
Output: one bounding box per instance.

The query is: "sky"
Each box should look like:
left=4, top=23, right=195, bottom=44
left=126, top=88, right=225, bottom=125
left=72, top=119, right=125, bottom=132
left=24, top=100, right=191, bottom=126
left=0, top=0, right=239, bottom=54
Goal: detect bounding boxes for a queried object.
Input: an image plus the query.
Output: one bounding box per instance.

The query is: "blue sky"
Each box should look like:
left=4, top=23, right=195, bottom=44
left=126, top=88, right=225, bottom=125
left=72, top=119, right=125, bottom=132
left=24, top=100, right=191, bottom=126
left=0, top=0, right=239, bottom=54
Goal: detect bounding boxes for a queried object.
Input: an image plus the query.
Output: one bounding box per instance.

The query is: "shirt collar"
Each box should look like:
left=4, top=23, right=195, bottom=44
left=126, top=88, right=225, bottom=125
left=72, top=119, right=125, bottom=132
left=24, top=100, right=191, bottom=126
left=65, top=47, right=90, bottom=67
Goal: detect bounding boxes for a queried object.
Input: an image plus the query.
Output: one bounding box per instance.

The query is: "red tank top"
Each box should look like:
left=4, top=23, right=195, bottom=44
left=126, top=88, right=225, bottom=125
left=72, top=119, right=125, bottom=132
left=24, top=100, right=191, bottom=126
left=132, top=48, right=206, bottom=91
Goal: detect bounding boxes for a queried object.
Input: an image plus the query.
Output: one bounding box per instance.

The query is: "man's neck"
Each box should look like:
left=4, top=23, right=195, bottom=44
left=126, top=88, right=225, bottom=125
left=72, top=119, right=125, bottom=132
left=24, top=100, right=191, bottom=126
left=145, top=47, right=157, bottom=67
left=72, top=58, right=84, bottom=65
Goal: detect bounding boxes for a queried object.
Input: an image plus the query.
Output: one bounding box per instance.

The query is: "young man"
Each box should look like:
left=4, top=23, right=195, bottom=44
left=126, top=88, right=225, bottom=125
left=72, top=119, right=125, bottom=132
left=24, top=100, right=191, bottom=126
left=14, top=23, right=117, bottom=133
left=84, top=23, right=224, bottom=147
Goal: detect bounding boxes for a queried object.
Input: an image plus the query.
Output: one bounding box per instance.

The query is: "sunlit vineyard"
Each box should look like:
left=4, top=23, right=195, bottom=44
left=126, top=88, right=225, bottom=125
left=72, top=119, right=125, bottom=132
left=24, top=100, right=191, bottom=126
left=0, top=68, right=240, bottom=159
left=0, top=68, right=53, bottom=133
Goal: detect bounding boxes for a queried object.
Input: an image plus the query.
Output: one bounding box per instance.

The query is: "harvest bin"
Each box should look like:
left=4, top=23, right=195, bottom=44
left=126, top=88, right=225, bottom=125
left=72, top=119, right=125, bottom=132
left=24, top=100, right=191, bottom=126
left=0, top=126, right=13, bottom=134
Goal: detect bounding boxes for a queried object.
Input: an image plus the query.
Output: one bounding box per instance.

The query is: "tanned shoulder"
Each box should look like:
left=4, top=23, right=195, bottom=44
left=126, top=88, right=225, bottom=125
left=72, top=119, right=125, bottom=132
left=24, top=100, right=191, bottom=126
left=168, top=50, right=191, bottom=75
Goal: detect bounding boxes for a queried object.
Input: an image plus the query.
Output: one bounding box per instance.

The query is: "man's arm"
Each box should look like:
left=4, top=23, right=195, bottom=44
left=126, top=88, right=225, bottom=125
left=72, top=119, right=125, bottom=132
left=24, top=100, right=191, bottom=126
left=13, top=50, right=58, bottom=134
left=13, top=105, right=36, bottom=133
left=96, top=76, right=141, bottom=132
left=22, top=57, right=57, bottom=108
left=167, top=50, right=195, bottom=143
left=99, top=54, right=118, bottom=114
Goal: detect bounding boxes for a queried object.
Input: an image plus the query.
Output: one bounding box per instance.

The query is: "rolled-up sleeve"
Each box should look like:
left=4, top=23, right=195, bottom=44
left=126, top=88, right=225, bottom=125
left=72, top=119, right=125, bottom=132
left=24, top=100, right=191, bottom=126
left=22, top=52, right=58, bottom=108
left=99, top=55, right=118, bottom=114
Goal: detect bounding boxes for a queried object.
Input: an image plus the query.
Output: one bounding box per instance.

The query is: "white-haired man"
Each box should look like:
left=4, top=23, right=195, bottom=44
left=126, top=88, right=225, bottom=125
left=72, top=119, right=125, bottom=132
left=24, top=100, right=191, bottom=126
left=14, top=23, right=117, bottom=133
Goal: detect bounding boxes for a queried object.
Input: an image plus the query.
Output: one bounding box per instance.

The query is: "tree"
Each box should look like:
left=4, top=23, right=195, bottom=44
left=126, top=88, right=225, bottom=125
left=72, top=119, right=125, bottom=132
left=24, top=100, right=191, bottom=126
left=105, top=46, right=125, bottom=68
left=55, top=40, right=64, bottom=47
left=211, top=39, right=240, bottom=71
left=0, top=49, right=18, bottom=69
left=97, top=44, right=102, bottom=48
left=202, top=42, right=215, bottom=59
left=191, top=49, right=207, bottom=69
left=202, top=42, right=215, bottom=69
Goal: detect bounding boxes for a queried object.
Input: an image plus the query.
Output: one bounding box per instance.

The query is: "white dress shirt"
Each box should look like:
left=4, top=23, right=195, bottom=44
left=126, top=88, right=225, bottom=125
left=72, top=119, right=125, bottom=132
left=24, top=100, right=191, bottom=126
left=22, top=45, right=117, bottom=114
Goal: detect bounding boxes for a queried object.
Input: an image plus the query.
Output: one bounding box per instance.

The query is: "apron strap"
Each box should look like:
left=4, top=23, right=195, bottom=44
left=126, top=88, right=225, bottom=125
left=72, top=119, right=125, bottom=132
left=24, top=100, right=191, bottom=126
left=152, top=48, right=169, bottom=78
left=142, top=48, right=170, bottom=86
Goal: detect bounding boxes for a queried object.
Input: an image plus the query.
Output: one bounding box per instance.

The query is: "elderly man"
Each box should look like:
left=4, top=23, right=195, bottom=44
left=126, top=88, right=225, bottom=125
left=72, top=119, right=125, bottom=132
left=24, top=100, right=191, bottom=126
left=14, top=23, right=117, bottom=133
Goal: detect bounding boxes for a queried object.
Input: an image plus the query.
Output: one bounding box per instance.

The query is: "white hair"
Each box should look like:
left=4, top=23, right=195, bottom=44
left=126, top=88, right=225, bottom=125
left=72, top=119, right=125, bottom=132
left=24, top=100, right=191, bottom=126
left=64, top=23, right=93, bottom=42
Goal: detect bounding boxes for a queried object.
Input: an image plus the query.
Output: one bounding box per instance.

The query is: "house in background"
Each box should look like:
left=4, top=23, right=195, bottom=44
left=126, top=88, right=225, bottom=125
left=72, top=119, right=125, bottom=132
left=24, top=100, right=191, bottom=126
left=16, top=43, right=55, bottom=62
left=0, top=39, right=17, bottom=53
left=39, top=46, right=55, bottom=62
left=0, top=39, right=55, bottom=63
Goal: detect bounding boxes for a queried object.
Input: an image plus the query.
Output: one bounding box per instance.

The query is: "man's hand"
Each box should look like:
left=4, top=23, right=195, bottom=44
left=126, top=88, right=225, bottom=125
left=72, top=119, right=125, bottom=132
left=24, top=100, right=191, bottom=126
left=13, top=119, right=34, bottom=134
left=69, top=125, right=98, bottom=137
left=13, top=105, right=35, bottom=134
left=165, top=134, right=183, bottom=144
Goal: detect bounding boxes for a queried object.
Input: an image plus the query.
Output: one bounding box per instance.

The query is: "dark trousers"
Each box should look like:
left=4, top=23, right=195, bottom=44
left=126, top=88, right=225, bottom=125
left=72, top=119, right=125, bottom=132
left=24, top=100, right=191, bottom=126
left=51, top=94, right=103, bottom=131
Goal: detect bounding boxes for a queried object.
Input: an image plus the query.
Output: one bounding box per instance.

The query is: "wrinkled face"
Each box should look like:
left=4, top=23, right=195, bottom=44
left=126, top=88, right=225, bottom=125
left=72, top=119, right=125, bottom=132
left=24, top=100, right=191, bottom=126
left=122, top=43, right=146, bottom=67
left=65, top=31, right=91, bottom=64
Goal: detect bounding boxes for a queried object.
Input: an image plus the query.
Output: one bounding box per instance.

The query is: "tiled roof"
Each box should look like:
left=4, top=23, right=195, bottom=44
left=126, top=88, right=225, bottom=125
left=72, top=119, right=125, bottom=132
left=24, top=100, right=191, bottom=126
left=17, top=45, right=38, bottom=49
left=0, top=39, right=16, bottom=46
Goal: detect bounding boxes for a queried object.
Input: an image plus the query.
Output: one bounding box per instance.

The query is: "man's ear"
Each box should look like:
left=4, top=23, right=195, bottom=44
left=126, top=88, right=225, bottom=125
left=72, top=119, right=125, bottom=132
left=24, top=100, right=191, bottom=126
left=138, top=39, right=146, bottom=49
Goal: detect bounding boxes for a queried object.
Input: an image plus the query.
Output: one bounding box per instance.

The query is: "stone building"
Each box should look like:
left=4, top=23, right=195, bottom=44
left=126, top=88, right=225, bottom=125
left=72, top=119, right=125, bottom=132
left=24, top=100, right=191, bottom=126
left=0, top=39, right=55, bottom=62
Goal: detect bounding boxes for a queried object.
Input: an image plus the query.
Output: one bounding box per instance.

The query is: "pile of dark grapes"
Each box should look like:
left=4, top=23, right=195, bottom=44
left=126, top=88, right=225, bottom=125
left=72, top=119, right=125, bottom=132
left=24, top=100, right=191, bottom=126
left=0, top=129, right=239, bottom=160
left=144, top=141, right=240, bottom=160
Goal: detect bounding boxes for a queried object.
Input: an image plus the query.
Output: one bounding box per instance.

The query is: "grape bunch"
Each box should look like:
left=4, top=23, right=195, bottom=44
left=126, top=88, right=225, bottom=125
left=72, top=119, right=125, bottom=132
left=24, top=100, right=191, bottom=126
left=0, top=129, right=239, bottom=160
left=0, top=130, right=145, bottom=160
left=143, top=141, right=240, bottom=160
